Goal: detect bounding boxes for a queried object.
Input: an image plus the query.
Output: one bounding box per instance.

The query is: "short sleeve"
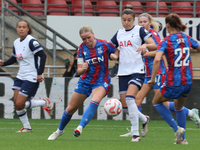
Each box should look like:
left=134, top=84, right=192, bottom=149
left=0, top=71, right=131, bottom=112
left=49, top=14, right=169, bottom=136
left=29, top=39, right=43, bottom=54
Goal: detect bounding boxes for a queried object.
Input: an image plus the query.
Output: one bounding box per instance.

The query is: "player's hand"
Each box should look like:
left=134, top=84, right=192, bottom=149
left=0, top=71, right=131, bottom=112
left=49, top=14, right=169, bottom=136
left=0, top=59, right=4, bottom=66
left=82, top=62, right=88, bottom=71
left=147, top=79, right=155, bottom=87
left=37, top=75, right=45, bottom=82
left=137, top=44, right=147, bottom=55
left=110, top=53, right=118, bottom=60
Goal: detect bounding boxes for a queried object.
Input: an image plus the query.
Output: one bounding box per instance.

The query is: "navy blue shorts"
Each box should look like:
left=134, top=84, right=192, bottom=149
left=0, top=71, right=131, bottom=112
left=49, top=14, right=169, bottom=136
left=119, top=73, right=145, bottom=94
left=12, top=78, right=39, bottom=99
left=160, top=83, right=192, bottom=99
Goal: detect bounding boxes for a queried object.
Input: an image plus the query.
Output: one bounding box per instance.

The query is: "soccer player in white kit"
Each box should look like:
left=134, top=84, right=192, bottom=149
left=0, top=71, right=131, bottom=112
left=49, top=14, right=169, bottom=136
left=0, top=20, right=53, bottom=132
left=109, top=8, right=157, bottom=141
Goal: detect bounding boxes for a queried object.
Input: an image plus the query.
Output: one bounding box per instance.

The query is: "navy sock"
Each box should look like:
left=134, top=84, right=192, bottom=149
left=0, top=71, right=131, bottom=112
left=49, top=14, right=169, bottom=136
left=154, top=103, right=178, bottom=132
left=79, top=101, right=99, bottom=128
left=175, top=107, right=186, bottom=140
left=58, top=109, right=72, bottom=130
left=123, top=107, right=129, bottom=115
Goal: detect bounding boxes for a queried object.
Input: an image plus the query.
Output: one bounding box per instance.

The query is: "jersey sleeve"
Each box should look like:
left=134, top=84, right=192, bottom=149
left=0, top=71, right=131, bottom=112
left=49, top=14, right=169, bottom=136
left=29, top=39, right=43, bottom=54
left=12, top=46, right=16, bottom=57
left=106, top=42, right=116, bottom=54
left=139, top=27, right=152, bottom=42
left=110, top=31, right=119, bottom=48
left=189, top=36, right=199, bottom=49
left=157, top=39, right=167, bottom=53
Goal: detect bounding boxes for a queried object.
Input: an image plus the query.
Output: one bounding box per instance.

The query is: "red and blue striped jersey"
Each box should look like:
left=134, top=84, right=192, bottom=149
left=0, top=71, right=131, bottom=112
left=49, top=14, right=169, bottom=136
left=144, top=28, right=166, bottom=77
left=77, top=39, right=116, bottom=84
left=157, top=32, right=199, bottom=86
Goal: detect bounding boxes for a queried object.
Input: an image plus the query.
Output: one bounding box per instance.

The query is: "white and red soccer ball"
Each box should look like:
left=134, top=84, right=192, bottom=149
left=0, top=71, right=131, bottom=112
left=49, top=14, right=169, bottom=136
left=104, top=98, right=122, bottom=116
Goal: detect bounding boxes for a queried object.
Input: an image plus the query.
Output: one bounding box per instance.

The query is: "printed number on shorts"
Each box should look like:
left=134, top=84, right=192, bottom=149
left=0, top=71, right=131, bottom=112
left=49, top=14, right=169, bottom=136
left=155, top=74, right=161, bottom=87
left=174, top=47, right=190, bottom=67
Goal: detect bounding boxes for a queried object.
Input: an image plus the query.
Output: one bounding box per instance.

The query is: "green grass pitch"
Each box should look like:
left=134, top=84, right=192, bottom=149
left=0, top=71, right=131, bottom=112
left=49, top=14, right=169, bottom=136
left=0, top=119, right=200, bottom=150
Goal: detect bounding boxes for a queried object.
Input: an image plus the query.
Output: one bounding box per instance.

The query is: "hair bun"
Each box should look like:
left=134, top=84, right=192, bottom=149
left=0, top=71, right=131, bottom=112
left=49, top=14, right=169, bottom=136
left=124, top=4, right=133, bottom=10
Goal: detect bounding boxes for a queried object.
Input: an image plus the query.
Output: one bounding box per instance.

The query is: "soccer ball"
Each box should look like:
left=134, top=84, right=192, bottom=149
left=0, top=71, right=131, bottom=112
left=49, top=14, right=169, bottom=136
left=104, top=98, right=122, bottom=116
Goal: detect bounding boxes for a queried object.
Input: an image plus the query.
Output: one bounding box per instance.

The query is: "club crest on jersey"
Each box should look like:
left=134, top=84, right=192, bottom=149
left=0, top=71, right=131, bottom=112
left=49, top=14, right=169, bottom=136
left=33, top=41, right=40, bottom=47
left=97, top=47, right=103, bottom=54
left=120, top=40, right=133, bottom=47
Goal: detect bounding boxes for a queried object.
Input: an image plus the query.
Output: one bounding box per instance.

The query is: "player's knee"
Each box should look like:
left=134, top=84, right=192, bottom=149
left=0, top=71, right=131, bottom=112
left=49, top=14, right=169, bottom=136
left=14, top=101, right=25, bottom=110
left=66, top=105, right=77, bottom=114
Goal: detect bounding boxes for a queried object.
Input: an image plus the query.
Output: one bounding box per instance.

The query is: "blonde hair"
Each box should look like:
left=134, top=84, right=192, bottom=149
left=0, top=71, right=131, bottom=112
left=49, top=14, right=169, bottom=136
left=138, top=13, right=159, bottom=32
left=79, top=25, right=93, bottom=36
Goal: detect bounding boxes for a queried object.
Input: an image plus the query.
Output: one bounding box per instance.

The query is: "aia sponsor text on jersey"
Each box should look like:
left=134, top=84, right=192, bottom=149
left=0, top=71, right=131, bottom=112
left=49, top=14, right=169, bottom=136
left=120, top=40, right=133, bottom=47
left=15, top=53, right=24, bottom=59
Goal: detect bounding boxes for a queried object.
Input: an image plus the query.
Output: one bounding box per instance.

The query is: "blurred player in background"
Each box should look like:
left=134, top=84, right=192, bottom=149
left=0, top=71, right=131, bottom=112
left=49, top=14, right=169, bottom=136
left=0, top=20, right=53, bottom=132
left=47, top=25, right=118, bottom=140
left=148, top=13, right=200, bottom=144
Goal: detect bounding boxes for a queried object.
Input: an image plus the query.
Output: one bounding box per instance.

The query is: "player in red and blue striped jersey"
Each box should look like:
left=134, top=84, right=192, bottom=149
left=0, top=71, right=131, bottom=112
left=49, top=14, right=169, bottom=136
left=47, top=25, right=118, bottom=140
left=136, top=13, right=200, bottom=130
left=144, top=28, right=166, bottom=77
left=148, top=13, right=200, bottom=144
left=135, top=13, right=167, bottom=111
left=77, top=38, right=114, bottom=86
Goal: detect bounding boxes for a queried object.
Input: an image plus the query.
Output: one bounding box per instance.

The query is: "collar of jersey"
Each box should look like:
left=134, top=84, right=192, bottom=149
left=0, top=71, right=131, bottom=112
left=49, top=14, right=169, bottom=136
left=125, top=25, right=135, bottom=32
left=20, top=35, right=28, bottom=42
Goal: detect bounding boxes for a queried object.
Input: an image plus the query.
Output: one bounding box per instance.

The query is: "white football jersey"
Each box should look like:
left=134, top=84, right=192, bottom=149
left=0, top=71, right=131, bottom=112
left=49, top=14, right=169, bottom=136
left=12, top=35, right=43, bottom=82
left=110, top=25, right=151, bottom=76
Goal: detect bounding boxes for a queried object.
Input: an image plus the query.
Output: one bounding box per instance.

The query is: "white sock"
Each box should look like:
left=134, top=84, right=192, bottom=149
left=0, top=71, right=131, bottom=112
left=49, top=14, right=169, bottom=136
left=56, top=128, right=63, bottom=133
left=25, top=100, right=46, bottom=109
left=126, top=96, right=139, bottom=136
left=16, top=109, right=31, bottom=129
left=138, top=111, right=147, bottom=124
left=188, top=109, right=193, bottom=117
left=77, top=125, right=83, bottom=129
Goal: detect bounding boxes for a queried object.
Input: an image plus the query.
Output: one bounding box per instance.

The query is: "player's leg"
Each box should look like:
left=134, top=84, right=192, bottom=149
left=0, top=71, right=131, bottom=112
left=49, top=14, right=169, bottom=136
left=152, top=90, right=185, bottom=144
left=14, top=79, right=40, bottom=132
left=119, top=93, right=134, bottom=137
left=135, top=84, right=152, bottom=137
left=14, top=90, right=33, bottom=132
left=74, top=86, right=107, bottom=137
left=126, top=84, right=141, bottom=142
left=120, top=93, right=129, bottom=114
left=48, top=92, right=87, bottom=140
left=164, top=101, right=200, bottom=128
left=22, top=81, right=53, bottom=115
left=174, top=97, right=187, bottom=143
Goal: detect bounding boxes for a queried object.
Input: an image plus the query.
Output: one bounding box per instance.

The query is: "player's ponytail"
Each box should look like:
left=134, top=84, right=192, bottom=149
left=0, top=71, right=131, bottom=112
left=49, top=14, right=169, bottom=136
left=165, top=13, right=187, bottom=32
